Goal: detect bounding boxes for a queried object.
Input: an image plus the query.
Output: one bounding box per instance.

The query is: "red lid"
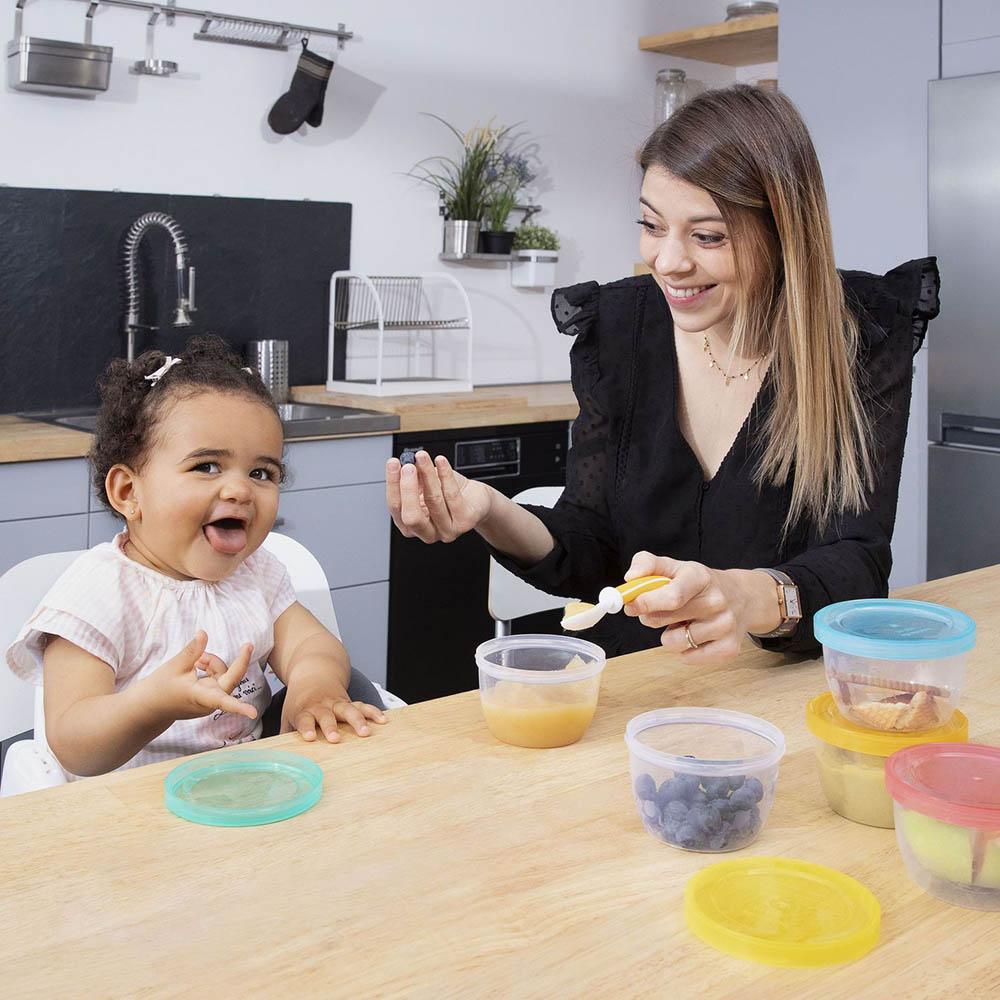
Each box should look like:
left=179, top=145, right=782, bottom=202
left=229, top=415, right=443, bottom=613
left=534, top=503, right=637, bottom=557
left=885, top=743, right=1000, bottom=829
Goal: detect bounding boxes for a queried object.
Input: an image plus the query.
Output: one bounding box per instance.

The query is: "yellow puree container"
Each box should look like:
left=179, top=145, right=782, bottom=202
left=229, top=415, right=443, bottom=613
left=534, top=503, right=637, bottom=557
left=805, top=693, right=968, bottom=828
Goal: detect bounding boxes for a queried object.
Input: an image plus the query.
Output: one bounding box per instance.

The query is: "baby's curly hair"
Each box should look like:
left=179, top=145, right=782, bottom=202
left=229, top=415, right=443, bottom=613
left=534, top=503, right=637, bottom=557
left=89, top=335, right=280, bottom=512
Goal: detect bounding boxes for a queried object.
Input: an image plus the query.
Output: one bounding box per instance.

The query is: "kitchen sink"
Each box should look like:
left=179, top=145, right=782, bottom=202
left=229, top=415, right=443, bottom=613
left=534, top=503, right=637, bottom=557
left=20, top=402, right=400, bottom=439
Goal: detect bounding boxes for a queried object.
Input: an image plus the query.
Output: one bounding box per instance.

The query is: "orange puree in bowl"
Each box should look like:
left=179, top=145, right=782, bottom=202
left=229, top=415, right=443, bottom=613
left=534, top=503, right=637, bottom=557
left=481, top=677, right=600, bottom=748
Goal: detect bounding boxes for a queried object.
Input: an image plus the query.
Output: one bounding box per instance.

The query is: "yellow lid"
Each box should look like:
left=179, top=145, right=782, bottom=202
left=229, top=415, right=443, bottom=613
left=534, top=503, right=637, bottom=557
left=805, top=691, right=968, bottom=757
left=684, top=857, right=881, bottom=967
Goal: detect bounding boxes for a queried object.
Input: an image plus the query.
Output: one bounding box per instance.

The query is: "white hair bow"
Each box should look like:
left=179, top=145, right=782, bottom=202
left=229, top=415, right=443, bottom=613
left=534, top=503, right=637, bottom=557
left=144, top=357, right=182, bottom=386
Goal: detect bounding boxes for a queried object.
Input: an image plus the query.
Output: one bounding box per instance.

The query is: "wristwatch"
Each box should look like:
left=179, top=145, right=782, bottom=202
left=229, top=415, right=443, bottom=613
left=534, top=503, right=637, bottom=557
left=749, top=568, right=802, bottom=640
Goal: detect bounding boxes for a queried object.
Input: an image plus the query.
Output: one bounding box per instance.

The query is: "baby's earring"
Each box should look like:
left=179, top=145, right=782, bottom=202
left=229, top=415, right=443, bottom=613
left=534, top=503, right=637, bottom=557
left=126, top=501, right=138, bottom=519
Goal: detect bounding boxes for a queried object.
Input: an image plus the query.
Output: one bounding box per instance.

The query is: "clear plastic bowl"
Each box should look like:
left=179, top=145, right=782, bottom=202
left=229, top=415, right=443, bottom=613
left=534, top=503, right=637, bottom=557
left=805, top=692, right=968, bottom=829
left=887, top=743, right=1000, bottom=910
left=814, top=599, right=976, bottom=733
left=475, top=635, right=605, bottom=748
left=624, top=708, right=785, bottom=853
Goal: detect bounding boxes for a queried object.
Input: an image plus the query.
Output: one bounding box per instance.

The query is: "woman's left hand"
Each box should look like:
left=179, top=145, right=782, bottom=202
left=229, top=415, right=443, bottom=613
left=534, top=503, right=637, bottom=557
left=622, top=552, right=781, bottom=662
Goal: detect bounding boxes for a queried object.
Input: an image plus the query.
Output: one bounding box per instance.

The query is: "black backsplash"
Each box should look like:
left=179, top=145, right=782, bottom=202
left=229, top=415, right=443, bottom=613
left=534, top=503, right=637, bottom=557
left=0, top=187, right=351, bottom=412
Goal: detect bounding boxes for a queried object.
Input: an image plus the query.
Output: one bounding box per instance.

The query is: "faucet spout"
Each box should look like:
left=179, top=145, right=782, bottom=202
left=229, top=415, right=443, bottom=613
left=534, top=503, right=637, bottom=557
left=122, top=212, right=196, bottom=361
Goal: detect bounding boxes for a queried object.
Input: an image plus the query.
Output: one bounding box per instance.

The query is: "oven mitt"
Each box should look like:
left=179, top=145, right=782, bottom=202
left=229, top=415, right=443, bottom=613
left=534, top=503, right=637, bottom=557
left=267, top=44, right=334, bottom=135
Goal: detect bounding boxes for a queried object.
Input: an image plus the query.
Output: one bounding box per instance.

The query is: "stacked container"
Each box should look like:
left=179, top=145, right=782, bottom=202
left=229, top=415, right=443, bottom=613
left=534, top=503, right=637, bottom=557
left=805, top=599, right=976, bottom=831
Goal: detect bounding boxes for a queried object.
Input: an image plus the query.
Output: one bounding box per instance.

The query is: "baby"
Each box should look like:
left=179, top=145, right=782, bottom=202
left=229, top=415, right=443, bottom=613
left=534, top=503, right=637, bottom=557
left=6, top=336, right=386, bottom=778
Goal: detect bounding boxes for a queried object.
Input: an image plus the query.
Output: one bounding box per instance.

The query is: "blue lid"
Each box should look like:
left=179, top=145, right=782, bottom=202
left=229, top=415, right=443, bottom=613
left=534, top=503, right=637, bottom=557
left=813, top=599, right=976, bottom=661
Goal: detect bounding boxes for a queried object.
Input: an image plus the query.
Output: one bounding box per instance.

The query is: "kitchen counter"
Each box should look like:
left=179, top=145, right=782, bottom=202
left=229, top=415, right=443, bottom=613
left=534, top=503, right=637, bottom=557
left=291, top=381, right=578, bottom=433
left=0, top=384, right=577, bottom=463
left=2, top=565, right=997, bottom=997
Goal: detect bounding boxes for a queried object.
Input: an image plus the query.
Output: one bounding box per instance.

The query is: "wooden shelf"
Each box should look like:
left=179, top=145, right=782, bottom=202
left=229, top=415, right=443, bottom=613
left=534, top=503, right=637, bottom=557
left=639, top=13, right=777, bottom=67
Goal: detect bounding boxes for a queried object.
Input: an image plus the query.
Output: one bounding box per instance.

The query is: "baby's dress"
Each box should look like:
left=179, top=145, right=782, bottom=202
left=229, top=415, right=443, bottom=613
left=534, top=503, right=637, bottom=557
left=5, top=531, right=297, bottom=779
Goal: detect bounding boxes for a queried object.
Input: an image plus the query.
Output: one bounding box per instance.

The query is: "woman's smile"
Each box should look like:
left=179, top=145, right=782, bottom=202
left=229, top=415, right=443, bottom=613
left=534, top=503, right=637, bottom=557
left=663, top=283, right=718, bottom=308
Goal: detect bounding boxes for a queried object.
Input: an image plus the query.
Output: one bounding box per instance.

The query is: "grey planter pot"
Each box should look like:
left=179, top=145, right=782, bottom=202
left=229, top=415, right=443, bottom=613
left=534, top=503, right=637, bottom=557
left=442, top=219, right=480, bottom=256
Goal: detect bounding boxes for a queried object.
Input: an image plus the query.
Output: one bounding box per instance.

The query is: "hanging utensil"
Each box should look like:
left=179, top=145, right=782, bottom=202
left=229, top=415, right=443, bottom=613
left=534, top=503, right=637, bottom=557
left=130, top=4, right=178, bottom=76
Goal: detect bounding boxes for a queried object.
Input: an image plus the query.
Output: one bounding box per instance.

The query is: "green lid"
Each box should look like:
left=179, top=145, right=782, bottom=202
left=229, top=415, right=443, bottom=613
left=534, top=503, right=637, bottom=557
left=164, top=748, right=323, bottom=827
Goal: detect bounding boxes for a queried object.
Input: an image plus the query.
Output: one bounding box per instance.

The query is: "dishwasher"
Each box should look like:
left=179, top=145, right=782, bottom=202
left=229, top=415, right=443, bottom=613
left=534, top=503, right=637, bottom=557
left=387, top=420, right=569, bottom=704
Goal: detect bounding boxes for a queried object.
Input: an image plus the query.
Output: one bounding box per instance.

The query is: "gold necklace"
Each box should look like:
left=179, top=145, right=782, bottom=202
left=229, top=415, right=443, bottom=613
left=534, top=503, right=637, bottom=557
left=703, top=335, right=764, bottom=386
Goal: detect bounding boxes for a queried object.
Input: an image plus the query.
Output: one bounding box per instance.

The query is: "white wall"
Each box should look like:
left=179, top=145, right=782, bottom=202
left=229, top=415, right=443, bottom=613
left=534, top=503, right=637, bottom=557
left=779, top=0, right=940, bottom=589
left=2, top=0, right=734, bottom=386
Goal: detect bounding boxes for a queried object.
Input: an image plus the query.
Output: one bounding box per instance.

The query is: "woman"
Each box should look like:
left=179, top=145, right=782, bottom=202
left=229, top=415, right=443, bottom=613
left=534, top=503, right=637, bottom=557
left=386, top=85, right=939, bottom=661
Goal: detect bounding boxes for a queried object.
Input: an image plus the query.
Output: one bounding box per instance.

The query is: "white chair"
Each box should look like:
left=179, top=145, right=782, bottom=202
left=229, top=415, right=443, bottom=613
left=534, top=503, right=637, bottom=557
left=487, top=486, right=571, bottom=637
left=0, top=532, right=405, bottom=797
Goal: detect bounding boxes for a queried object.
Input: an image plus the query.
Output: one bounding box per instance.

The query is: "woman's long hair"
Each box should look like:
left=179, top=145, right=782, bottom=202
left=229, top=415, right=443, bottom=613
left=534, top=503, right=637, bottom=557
left=639, top=85, right=874, bottom=534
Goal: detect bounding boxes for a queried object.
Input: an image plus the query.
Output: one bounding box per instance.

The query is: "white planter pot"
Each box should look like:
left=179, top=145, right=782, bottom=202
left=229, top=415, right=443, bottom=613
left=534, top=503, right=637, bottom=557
left=510, top=249, right=558, bottom=288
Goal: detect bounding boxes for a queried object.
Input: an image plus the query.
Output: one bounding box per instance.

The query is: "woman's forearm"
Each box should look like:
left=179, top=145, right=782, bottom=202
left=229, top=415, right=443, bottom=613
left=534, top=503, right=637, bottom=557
left=475, top=486, right=557, bottom=566
left=45, top=681, right=175, bottom=777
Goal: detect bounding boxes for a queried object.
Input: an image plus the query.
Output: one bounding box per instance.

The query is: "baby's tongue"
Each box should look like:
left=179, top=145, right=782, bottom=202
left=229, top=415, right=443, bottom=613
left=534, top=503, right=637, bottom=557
left=204, top=521, right=247, bottom=555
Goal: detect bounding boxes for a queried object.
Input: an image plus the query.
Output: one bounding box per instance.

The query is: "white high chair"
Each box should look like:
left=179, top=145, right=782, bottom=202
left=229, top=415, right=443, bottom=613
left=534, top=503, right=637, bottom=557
left=0, top=533, right=405, bottom=797
left=487, top=486, right=570, bottom=636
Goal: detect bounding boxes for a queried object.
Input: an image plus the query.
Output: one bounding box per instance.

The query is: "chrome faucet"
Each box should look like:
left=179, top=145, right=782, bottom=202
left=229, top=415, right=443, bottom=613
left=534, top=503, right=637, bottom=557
left=122, top=212, right=196, bottom=362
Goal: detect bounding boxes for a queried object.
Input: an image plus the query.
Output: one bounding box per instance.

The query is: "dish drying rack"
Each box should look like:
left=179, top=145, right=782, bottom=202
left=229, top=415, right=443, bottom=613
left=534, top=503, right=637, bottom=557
left=326, top=273, right=473, bottom=396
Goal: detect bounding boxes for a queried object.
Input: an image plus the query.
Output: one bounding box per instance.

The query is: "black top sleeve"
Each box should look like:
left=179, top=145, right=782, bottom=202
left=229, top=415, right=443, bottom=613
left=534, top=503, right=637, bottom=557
left=760, top=257, right=941, bottom=653
left=489, top=281, right=622, bottom=599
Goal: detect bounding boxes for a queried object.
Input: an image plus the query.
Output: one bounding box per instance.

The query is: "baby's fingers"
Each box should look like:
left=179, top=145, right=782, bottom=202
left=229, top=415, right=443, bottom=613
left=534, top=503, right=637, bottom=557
left=204, top=688, right=258, bottom=720
left=334, top=700, right=374, bottom=737
left=219, top=643, right=254, bottom=693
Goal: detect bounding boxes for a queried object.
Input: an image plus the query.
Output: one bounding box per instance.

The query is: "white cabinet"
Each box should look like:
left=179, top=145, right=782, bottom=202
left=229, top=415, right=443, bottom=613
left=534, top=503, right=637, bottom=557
left=943, top=0, right=1000, bottom=76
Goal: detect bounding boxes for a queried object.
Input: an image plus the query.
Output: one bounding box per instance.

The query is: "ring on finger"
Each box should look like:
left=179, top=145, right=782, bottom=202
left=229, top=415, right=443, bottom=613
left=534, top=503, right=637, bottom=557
left=683, top=624, right=699, bottom=650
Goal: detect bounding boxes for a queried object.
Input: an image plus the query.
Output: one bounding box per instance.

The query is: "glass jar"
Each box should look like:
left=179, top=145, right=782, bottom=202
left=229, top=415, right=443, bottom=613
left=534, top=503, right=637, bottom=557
left=654, top=68, right=703, bottom=125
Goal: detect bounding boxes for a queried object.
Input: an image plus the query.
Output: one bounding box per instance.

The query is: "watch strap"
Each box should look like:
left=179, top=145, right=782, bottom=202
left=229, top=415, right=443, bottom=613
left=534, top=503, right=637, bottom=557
left=749, top=568, right=802, bottom=639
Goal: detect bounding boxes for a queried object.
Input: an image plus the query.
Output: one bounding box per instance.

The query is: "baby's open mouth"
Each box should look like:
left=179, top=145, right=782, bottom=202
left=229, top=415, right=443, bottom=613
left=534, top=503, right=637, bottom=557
left=203, top=516, right=248, bottom=555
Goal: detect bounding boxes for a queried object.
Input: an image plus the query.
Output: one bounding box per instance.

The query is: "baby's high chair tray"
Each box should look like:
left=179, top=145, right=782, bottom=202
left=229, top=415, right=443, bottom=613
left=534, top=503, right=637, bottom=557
left=164, top=749, right=323, bottom=827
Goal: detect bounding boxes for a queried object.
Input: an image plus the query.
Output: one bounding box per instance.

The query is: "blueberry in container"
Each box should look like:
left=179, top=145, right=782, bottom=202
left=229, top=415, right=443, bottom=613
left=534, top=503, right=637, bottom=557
left=625, top=708, right=785, bottom=853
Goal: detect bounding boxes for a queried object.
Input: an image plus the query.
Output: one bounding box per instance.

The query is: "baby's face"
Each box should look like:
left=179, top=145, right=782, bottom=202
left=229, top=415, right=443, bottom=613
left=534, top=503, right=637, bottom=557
left=127, top=392, right=284, bottom=582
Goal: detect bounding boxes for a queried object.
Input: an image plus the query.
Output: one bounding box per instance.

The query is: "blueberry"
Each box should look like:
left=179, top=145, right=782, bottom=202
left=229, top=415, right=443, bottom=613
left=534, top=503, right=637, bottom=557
left=658, top=775, right=699, bottom=805
left=728, top=774, right=746, bottom=791
left=702, top=777, right=732, bottom=799
left=731, top=809, right=753, bottom=833
left=663, top=800, right=688, bottom=823
left=730, top=787, right=757, bottom=812
left=689, top=789, right=709, bottom=807
left=744, top=777, right=765, bottom=803
left=747, top=805, right=762, bottom=834
left=400, top=449, right=417, bottom=465
left=641, top=799, right=661, bottom=824
left=713, top=796, right=736, bottom=821
left=634, top=773, right=657, bottom=801
left=708, top=830, right=728, bottom=851
left=691, top=803, right=723, bottom=835
left=661, top=819, right=681, bottom=843
left=676, top=824, right=702, bottom=850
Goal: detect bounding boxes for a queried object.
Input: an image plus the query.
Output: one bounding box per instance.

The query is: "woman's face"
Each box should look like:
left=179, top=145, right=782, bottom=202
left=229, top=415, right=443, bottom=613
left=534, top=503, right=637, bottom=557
left=639, top=166, right=738, bottom=337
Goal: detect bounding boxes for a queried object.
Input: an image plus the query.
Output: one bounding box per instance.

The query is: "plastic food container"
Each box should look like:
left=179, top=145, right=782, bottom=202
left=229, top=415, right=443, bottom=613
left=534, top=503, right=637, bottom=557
left=814, top=599, right=975, bottom=733
left=625, top=708, right=785, bottom=853
left=475, top=635, right=605, bottom=748
left=886, top=743, right=1000, bottom=910
left=805, top=692, right=968, bottom=828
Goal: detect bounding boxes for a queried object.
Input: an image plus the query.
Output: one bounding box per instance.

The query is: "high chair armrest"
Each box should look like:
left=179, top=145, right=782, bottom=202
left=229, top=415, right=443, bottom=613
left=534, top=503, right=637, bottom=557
left=0, top=740, right=68, bottom=797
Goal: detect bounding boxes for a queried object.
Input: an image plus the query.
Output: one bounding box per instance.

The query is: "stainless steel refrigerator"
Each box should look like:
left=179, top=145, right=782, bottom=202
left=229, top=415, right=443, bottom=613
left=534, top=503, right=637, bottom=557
left=928, top=72, right=1000, bottom=579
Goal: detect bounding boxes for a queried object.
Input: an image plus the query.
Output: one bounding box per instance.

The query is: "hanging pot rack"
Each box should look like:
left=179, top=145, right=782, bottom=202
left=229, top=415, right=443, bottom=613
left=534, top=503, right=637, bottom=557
left=42, top=0, right=353, bottom=50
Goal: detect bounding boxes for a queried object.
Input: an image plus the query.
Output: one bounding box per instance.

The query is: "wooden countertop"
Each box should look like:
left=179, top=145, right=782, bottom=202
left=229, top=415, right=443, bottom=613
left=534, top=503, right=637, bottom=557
left=0, top=384, right=577, bottom=463
left=0, top=414, right=94, bottom=463
left=290, top=381, right=578, bottom=433
left=2, top=566, right=998, bottom=996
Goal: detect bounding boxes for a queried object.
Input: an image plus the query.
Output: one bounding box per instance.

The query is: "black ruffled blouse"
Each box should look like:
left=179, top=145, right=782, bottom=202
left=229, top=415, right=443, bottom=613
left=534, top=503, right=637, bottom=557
left=494, top=259, right=941, bottom=658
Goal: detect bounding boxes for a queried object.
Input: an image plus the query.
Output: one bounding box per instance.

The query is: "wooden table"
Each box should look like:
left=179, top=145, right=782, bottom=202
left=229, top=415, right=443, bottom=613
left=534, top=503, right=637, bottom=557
left=2, top=567, right=999, bottom=999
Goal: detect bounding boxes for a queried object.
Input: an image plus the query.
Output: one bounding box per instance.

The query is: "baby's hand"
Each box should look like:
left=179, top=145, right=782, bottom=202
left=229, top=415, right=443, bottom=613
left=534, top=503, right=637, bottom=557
left=280, top=672, right=388, bottom=743
left=150, top=631, right=258, bottom=722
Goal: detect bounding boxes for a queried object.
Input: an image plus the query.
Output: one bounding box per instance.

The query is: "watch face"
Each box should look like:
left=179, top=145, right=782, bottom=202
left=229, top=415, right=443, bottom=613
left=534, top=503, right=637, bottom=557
left=783, top=586, right=801, bottom=619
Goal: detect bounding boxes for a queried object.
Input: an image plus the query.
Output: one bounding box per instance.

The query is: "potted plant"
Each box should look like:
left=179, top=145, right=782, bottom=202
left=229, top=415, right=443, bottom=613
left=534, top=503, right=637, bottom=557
left=480, top=185, right=519, bottom=254
left=511, top=224, right=560, bottom=288
left=480, top=151, right=535, bottom=254
left=408, top=114, right=511, bottom=256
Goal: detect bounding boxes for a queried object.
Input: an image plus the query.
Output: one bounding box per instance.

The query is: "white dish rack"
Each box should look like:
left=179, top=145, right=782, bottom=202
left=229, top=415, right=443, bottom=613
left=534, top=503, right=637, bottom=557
left=326, top=272, right=473, bottom=396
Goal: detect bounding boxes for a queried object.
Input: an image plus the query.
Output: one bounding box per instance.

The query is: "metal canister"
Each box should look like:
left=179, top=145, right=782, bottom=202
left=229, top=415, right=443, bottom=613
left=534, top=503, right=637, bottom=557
left=246, top=340, right=289, bottom=403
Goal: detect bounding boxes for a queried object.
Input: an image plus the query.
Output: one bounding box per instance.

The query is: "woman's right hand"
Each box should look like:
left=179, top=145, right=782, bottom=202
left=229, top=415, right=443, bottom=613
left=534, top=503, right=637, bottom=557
left=386, top=450, right=494, bottom=543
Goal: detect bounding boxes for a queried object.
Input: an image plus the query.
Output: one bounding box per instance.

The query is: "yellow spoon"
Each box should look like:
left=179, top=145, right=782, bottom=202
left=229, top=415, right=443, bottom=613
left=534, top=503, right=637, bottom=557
left=561, top=576, right=672, bottom=631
